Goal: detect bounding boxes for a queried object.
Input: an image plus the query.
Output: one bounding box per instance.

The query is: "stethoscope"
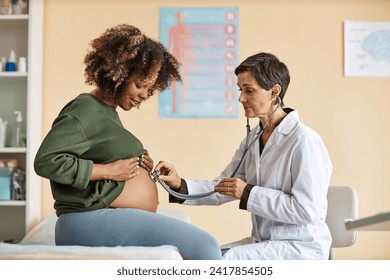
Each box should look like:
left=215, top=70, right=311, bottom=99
left=149, top=97, right=281, bottom=200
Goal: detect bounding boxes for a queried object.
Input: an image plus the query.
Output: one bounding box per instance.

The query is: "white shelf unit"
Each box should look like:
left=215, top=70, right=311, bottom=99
left=0, top=0, right=43, bottom=243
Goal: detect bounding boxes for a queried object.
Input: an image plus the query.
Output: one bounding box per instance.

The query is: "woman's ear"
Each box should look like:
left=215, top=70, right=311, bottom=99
left=271, top=84, right=281, bottom=99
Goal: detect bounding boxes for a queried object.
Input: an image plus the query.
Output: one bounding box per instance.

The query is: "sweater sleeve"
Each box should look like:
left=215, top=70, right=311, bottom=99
left=34, top=114, right=93, bottom=189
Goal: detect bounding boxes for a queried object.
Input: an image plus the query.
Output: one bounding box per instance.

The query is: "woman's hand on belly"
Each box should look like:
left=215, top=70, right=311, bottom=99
left=91, top=157, right=140, bottom=182
left=110, top=167, right=159, bottom=212
left=140, top=150, right=153, bottom=172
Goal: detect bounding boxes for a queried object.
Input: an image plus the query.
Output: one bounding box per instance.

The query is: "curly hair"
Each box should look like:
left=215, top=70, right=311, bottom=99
left=84, top=24, right=182, bottom=100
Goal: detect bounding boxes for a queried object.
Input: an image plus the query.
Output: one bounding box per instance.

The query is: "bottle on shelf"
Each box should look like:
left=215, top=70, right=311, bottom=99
left=17, top=56, right=26, bottom=72
left=5, top=50, right=16, bottom=72
left=0, top=118, right=7, bottom=148
left=13, top=111, right=23, bottom=147
left=0, top=57, right=6, bottom=72
left=11, top=0, right=27, bottom=15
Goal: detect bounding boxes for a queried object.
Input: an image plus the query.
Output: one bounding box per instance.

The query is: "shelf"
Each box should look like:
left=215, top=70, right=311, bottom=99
left=0, top=147, right=27, bottom=153
left=0, top=72, right=27, bottom=77
left=0, top=72, right=28, bottom=82
left=0, top=15, right=28, bottom=28
left=0, top=0, right=43, bottom=242
left=0, top=15, right=28, bottom=20
left=0, top=200, right=25, bottom=206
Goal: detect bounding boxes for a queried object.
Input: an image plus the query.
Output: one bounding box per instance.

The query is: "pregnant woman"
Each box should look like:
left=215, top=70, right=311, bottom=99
left=34, top=24, right=221, bottom=260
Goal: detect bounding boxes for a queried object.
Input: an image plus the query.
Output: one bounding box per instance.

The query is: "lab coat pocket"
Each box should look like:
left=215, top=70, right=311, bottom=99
left=270, top=224, right=315, bottom=242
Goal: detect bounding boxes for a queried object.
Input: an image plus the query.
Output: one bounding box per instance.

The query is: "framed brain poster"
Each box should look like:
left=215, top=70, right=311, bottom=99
left=344, top=21, right=390, bottom=77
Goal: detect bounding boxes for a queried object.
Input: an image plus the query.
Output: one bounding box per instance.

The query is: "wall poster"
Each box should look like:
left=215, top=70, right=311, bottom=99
left=344, top=21, right=390, bottom=77
left=159, top=7, right=239, bottom=118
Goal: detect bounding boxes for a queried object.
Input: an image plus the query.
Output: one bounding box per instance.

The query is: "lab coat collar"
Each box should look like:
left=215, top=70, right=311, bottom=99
left=277, top=108, right=299, bottom=135
left=254, top=108, right=299, bottom=154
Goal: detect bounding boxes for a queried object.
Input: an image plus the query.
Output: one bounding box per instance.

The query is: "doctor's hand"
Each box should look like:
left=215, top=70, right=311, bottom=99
left=215, top=177, right=246, bottom=199
left=154, top=161, right=181, bottom=190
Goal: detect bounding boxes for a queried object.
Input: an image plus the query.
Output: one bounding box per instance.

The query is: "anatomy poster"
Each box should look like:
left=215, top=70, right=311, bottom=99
left=159, top=7, right=239, bottom=118
left=344, top=21, right=390, bottom=77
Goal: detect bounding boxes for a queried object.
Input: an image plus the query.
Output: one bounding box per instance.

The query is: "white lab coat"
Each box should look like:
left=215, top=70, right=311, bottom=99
left=184, top=110, right=333, bottom=260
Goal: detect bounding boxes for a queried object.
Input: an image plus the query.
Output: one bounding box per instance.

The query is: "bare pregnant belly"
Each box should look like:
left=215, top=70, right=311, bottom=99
left=110, top=168, right=159, bottom=212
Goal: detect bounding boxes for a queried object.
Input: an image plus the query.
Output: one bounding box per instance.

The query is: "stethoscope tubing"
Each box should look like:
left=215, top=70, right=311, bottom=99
left=150, top=171, right=216, bottom=200
left=153, top=97, right=281, bottom=200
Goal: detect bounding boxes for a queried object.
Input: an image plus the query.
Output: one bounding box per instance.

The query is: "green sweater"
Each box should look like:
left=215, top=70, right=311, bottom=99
left=34, top=94, right=145, bottom=216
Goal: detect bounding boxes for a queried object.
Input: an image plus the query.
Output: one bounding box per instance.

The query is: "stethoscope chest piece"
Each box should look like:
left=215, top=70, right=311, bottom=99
left=149, top=170, right=216, bottom=200
left=149, top=170, right=160, bottom=182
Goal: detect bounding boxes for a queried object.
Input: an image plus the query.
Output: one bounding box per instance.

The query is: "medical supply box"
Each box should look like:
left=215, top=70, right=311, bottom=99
left=0, top=169, right=12, bottom=200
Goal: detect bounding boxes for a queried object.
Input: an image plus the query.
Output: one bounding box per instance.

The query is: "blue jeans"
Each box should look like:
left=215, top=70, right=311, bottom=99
left=55, top=208, right=222, bottom=260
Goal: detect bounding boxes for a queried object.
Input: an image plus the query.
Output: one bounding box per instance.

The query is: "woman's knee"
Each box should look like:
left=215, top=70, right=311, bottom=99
left=179, top=228, right=221, bottom=260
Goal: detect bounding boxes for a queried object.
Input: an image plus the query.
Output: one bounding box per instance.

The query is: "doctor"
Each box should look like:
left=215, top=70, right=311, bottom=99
left=155, top=52, right=333, bottom=260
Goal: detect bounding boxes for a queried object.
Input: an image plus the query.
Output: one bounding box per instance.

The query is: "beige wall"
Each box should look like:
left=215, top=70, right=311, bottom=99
left=41, top=0, right=390, bottom=259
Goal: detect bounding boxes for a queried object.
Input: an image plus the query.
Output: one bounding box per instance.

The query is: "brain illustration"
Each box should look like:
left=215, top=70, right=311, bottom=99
left=362, top=29, right=390, bottom=62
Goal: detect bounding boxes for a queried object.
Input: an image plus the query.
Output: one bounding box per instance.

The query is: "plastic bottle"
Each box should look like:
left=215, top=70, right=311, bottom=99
left=13, top=111, right=23, bottom=147
left=5, top=50, right=16, bottom=72
left=12, top=0, right=28, bottom=14
left=0, top=118, right=8, bottom=148
left=17, top=57, right=26, bottom=72
left=0, top=56, right=6, bottom=71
